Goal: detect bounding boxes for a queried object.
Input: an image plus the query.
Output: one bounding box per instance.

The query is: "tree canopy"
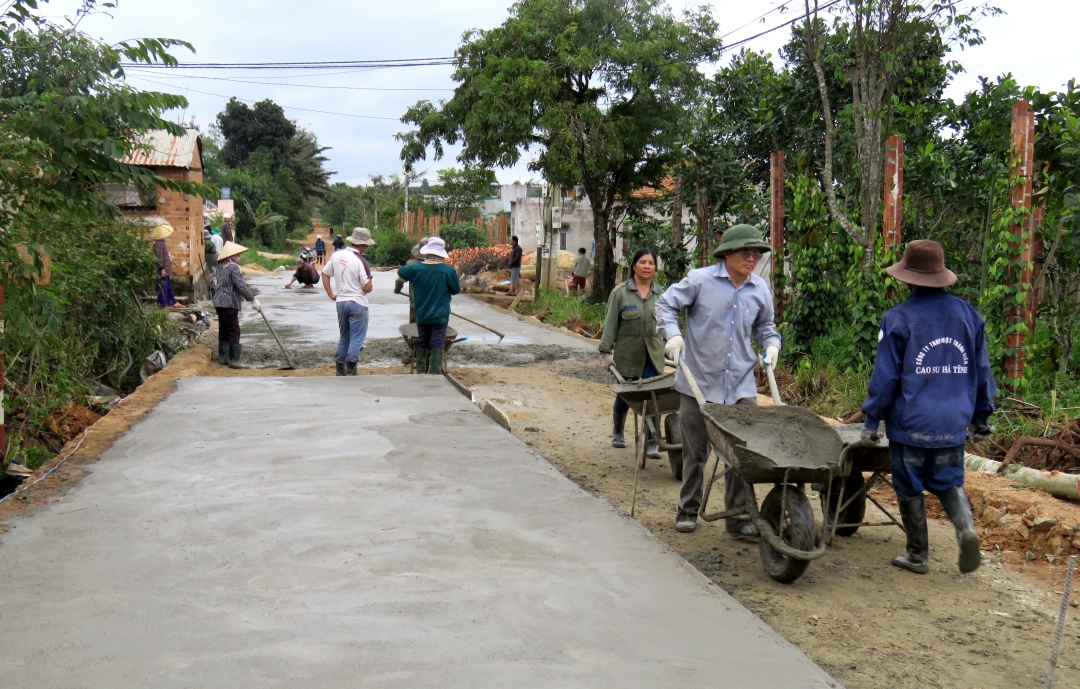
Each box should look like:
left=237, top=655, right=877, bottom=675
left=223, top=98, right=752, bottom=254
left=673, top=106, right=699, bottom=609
left=398, top=0, right=720, bottom=300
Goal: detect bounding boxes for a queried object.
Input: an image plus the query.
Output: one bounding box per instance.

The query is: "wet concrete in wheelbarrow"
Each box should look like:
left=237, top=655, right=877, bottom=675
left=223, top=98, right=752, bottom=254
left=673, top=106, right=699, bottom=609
left=0, top=376, right=838, bottom=688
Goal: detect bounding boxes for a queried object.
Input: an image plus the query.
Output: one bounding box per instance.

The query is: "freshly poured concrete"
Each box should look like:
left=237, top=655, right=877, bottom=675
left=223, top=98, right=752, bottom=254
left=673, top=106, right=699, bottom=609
left=0, top=377, right=838, bottom=688
left=239, top=270, right=593, bottom=348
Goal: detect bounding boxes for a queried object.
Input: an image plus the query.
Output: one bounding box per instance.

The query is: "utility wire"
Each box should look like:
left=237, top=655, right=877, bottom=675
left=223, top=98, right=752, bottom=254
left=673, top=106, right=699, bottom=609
left=128, top=75, right=402, bottom=121
left=123, top=69, right=452, bottom=92
left=719, top=0, right=798, bottom=40
left=122, top=56, right=456, bottom=70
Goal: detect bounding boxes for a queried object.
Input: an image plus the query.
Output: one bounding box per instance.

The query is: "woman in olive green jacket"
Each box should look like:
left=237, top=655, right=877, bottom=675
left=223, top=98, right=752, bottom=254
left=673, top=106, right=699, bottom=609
left=600, top=248, right=666, bottom=454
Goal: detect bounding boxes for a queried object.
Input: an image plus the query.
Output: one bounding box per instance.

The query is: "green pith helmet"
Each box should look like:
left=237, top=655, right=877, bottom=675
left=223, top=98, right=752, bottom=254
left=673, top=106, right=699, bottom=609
left=713, top=224, right=771, bottom=257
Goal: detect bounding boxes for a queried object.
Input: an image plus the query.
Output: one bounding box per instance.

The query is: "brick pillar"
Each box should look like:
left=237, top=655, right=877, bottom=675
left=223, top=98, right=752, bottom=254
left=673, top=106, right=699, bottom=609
left=1002, top=100, right=1035, bottom=389
left=769, top=151, right=785, bottom=322
left=882, top=136, right=904, bottom=255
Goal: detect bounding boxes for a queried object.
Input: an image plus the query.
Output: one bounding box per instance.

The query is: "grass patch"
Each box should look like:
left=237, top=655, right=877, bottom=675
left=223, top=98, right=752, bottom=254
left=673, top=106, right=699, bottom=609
left=515, top=289, right=606, bottom=338
left=776, top=357, right=870, bottom=420
left=237, top=240, right=298, bottom=271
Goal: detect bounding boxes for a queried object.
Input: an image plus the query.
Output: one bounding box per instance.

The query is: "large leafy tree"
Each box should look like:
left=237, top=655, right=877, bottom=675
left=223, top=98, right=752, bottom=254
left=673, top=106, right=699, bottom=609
left=211, top=98, right=330, bottom=247
left=430, top=166, right=496, bottom=220
left=398, top=0, right=719, bottom=300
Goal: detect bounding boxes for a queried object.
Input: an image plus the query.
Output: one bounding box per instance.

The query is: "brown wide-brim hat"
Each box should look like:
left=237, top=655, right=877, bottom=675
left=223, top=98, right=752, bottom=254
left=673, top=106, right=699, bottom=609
left=217, top=241, right=248, bottom=262
left=885, top=239, right=957, bottom=288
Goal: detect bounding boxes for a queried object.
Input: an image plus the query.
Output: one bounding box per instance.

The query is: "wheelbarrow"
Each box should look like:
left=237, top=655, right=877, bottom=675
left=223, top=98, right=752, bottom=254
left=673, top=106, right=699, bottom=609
left=610, top=367, right=684, bottom=479
left=680, top=359, right=901, bottom=584
left=398, top=323, right=459, bottom=373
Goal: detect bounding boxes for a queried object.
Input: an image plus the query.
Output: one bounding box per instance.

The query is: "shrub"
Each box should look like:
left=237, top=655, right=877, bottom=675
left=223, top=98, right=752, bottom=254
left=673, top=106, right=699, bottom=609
left=366, top=230, right=414, bottom=266
left=439, top=222, right=488, bottom=251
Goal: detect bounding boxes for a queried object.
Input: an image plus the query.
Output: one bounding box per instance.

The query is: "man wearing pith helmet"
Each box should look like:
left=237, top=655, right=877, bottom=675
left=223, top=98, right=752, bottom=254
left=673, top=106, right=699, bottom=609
left=656, top=223, right=781, bottom=539
left=861, top=239, right=995, bottom=575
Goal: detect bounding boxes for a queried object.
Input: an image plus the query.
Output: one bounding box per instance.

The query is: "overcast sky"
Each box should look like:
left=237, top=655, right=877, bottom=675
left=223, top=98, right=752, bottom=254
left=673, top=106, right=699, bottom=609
left=51, top=0, right=1080, bottom=186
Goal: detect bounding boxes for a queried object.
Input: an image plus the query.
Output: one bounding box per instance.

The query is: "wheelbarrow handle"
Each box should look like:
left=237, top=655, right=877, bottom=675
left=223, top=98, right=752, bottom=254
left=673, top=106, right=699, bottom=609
left=677, top=355, right=708, bottom=408
left=608, top=364, right=626, bottom=383
left=762, top=355, right=784, bottom=406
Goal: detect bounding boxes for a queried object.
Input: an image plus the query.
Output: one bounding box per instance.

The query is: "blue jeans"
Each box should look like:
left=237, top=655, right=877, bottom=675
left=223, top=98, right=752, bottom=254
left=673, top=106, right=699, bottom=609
left=613, top=358, right=660, bottom=417
left=889, top=441, right=966, bottom=499
left=335, top=301, right=369, bottom=365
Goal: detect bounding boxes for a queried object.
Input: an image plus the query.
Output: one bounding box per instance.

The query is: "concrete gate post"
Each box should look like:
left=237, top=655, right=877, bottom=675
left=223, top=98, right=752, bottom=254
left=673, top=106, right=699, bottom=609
left=1002, top=100, right=1036, bottom=389
left=769, top=151, right=785, bottom=322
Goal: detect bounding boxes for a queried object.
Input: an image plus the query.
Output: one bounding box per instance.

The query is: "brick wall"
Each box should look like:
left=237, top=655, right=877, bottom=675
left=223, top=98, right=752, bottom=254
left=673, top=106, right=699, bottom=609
left=122, top=156, right=205, bottom=297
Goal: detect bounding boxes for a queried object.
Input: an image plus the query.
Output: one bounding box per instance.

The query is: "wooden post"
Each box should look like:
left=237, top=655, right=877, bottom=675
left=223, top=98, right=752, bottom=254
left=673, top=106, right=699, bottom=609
left=1, top=284, right=4, bottom=462
left=769, top=151, right=786, bottom=322
left=1003, top=100, right=1036, bottom=390
left=695, top=174, right=710, bottom=267
left=882, top=136, right=904, bottom=254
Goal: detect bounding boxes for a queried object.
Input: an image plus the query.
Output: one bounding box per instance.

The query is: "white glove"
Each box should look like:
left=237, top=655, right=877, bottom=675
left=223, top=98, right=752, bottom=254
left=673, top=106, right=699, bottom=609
left=764, top=345, right=779, bottom=369
left=664, top=335, right=685, bottom=362
left=600, top=352, right=614, bottom=368
left=252, top=298, right=261, bottom=312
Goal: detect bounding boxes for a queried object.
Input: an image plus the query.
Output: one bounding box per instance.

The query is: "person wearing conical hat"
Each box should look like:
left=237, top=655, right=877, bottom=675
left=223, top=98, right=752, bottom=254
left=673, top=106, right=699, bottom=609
left=212, top=240, right=261, bottom=368
left=861, top=239, right=995, bottom=576
left=656, top=224, right=781, bottom=539
left=146, top=217, right=181, bottom=309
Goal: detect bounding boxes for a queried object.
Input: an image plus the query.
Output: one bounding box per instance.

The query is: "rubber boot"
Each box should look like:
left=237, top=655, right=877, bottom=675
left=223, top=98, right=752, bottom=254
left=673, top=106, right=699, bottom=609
left=428, top=348, right=445, bottom=375
left=335, top=362, right=346, bottom=376
left=938, top=486, right=982, bottom=574
left=891, top=495, right=930, bottom=574
left=345, top=361, right=358, bottom=376
left=415, top=347, right=430, bottom=375
left=215, top=341, right=229, bottom=364
left=612, top=411, right=627, bottom=449
left=227, top=343, right=249, bottom=369
left=645, top=426, right=661, bottom=459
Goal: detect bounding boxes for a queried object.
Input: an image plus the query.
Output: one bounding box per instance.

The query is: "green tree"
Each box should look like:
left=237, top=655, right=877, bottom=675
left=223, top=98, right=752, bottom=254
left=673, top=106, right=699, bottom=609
left=398, top=0, right=720, bottom=301
left=430, top=166, right=496, bottom=220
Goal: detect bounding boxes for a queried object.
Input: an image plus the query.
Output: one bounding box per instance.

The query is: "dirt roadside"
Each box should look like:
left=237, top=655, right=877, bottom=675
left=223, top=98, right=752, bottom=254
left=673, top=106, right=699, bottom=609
left=452, top=361, right=1080, bottom=689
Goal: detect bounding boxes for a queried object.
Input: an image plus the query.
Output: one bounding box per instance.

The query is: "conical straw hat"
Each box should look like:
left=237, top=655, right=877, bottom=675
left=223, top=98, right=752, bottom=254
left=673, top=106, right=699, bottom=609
left=217, top=241, right=248, bottom=261
left=147, top=224, right=172, bottom=242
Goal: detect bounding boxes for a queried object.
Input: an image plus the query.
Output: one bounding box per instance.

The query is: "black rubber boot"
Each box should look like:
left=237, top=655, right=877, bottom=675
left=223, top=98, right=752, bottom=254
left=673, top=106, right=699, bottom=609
left=215, top=341, right=229, bottom=364
left=938, top=486, right=982, bottom=574
left=345, top=362, right=358, bottom=376
left=335, top=362, right=346, bottom=376
left=227, top=344, right=249, bottom=369
left=892, top=495, right=930, bottom=574
left=428, top=349, right=445, bottom=374
left=612, top=411, right=627, bottom=449
left=645, top=425, right=661, bottom=459
left=415, top=347, right=430, bottom=375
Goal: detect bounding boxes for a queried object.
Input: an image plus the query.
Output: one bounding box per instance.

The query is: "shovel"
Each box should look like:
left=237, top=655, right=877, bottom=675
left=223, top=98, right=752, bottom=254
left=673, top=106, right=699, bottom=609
left=258, top=308, right=297, bottom=370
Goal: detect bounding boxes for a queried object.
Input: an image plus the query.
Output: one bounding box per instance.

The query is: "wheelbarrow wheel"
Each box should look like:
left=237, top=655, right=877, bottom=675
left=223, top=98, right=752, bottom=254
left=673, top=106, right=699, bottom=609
left=822, top=472, right=867, bottom=538
left=664, top=413, right=683, bottom=481
left=758, top=484, right=816, bottom=584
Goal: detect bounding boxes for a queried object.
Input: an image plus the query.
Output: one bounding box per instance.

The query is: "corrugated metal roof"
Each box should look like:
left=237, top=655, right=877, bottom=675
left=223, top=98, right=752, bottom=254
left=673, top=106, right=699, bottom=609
left=120, top=129, right=201, bottom=168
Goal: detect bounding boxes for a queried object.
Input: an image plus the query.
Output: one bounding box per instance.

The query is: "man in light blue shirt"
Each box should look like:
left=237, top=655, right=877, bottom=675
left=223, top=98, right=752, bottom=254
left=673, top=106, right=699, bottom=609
left=656, top=224, right=781, bottom=537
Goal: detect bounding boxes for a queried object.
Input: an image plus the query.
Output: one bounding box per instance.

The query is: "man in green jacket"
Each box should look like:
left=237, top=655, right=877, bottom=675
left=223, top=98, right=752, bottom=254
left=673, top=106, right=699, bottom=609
left=397, top=236, right=461, bottom=374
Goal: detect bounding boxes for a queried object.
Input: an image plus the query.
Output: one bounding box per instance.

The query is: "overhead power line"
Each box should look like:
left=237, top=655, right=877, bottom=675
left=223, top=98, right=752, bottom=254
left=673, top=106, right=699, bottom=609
left=123, top=68, right=453, bottom=92
left=128, top=75, right=402, bottom=121
left=719, top=0, right=798, bottom=40
left=121, top=56, right=456, bottom=70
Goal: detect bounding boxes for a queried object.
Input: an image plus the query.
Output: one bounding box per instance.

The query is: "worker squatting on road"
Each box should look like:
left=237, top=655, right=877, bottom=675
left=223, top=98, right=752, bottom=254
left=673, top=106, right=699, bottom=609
left=861, top=239, right=996, bottom=575
left=656, top=224, right=781, bottom=539
left=285, top=259, right=321, bottom=289
left=212, top=241, right=261, bottom=369
left=322, top=227, right=375, bottom=377
left=599, top=248, right=665, bottom=454
left=394, top=236, right=430, bottom=324
left=397, top=236, right=462, bottom=375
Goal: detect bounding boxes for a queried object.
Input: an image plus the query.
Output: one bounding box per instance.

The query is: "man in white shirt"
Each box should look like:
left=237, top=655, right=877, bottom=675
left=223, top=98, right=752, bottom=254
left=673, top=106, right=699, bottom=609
left=322, top=227, right=375, bottom=376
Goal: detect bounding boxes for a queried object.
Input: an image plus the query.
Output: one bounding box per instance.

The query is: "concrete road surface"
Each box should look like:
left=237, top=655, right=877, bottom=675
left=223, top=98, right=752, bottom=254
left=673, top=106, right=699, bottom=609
left=240, top=270, right=593, bottom=349
left=0, top=377, right=838, bottom=688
